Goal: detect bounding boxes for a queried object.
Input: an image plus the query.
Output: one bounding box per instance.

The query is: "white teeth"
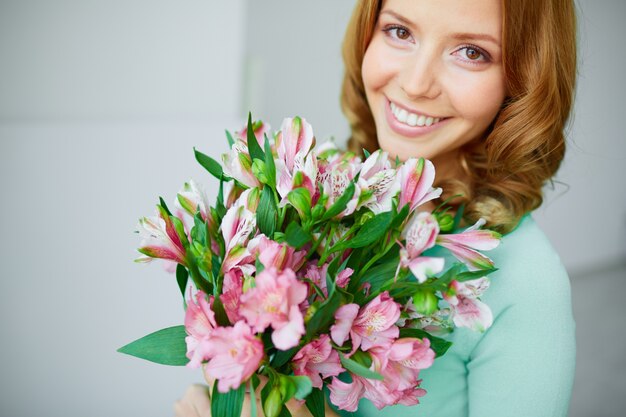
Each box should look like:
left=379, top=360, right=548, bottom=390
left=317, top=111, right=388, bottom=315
left=397, top=108, right=408, bottom=123
left=390, top=101, right=442, bottom=127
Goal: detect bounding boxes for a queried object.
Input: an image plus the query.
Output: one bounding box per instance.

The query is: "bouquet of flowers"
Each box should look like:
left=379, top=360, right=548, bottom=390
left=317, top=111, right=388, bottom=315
left=119, top=114, right=501, bottom=417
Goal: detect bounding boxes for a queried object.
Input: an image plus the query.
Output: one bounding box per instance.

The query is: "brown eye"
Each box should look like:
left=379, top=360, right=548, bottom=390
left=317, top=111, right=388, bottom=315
left=396, top=28, right=410, bottom=40
left=465, top=47, right=482, bottom=60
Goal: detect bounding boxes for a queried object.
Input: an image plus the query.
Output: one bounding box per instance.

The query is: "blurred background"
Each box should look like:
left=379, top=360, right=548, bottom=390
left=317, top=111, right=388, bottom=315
left=0, top=0, right=624, bottom=416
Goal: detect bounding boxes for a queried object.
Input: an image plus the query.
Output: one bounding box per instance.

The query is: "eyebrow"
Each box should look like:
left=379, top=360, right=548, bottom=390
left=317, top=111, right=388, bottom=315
left=379, top=9, right=501, bottom=48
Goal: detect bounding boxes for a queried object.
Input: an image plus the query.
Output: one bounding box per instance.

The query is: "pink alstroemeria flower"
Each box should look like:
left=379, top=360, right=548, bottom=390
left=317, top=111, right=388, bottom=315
left=328, top=377, right=365, bottom=412
left=317, top=153, right=362, bottom=218
left=398, top=212, right=444, bottom=282
left=176, top=180, right=210, bottom=221
left=303, top=262, right=353, bottom=298
left=220, top=266, right=255, bottom=324
left=184, top=290, right=217, bottom=368
left=248, top=234, right=307, bottom=272
left=220, top=188, right=259, bottom=272
left=398, top=158, right=442, bottom=212
left=222, top=140, right=262, bottom=189
left=276, top=116, right=315, bottom=173
left=357, top=150, right=400, bottom=214
left=371, top=338, right=435, bottom=389
left=330, top=292, right=401, bottom=352
left=202, top=320, right=264, bottom=393
left=240, top=267, right=308, bottom=350
left=444, top=278, right=493, bottom=332
left=236, top=119, right=270, bottom=146
left=292, top=334, right=344, bottom=389
left=437, top=218, right=501, bottom=270
left=136, top=205, right=187, bottom=266
left=275, top=117, right=318, bottom=203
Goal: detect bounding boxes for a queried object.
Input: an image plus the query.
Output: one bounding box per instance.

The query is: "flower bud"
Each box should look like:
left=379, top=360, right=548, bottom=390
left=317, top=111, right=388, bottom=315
left=287, top=188, right=312, bottom=219
left=243, top=275, right=255, bottom=293
left=311, top=204, right=325, bottom=220
left=251, top=159, right=268, bottom=184
left=263, top=387, right=283, bottom=417
left=412, top=290, right=439, bottom=315
left=436, top=212, right=455, bottom=233
left=358, top=210, right=375, bottom=226
left=304, top=304, right=317, bottom=323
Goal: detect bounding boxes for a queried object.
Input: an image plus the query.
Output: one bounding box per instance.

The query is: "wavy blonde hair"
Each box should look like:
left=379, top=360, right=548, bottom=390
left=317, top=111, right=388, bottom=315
left=341, top=0, right=577, bottom=233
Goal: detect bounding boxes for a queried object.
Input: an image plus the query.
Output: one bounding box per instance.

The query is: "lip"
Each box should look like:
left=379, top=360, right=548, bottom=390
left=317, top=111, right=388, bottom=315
left=384, top=98, right=450, bottom=137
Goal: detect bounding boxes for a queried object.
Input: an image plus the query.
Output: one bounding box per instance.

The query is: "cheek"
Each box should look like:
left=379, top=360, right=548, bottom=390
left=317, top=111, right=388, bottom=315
left=448, top=69, right=506, bottom=124
left=361, top=39, right=394, bottom=95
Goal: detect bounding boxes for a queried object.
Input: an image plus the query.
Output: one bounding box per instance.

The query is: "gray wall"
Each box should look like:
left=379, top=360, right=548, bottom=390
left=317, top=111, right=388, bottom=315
left=0, top=1, right=245, bottom=416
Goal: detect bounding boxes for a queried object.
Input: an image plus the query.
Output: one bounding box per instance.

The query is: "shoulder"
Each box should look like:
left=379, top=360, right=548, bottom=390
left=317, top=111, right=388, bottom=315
left=484, top=214, right=573, bottom=313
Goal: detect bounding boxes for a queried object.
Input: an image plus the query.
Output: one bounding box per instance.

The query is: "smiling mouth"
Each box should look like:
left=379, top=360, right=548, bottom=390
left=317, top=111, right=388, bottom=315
left=389, top=101, right=446, bottom=127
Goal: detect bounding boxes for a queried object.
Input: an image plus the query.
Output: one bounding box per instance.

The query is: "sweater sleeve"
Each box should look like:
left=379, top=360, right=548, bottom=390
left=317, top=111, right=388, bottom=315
left=466, top=219, right=576, bottom=417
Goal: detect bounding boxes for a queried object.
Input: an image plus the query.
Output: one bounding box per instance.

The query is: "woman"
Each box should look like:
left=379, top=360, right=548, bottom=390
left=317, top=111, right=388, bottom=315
left=176, top=0, right=577, bottom=415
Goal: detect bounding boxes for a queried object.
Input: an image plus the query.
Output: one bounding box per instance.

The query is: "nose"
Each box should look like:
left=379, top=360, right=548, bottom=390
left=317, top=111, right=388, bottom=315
left=398, top=48, right=441, bottom=100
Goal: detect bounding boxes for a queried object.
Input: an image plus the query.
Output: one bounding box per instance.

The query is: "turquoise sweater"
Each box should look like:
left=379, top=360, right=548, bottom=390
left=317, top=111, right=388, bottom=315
left=336, top=215, right=576, bottom=417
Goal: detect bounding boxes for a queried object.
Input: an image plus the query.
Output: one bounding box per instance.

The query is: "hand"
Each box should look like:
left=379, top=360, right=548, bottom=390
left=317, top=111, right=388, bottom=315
left=174, top=384, right=211, bottom=417
left=174, top=378, right=340, bottom=417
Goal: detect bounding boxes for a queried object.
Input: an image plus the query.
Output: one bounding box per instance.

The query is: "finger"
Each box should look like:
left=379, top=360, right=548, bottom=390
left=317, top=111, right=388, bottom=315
left=174, top=399, right=200, bottom=417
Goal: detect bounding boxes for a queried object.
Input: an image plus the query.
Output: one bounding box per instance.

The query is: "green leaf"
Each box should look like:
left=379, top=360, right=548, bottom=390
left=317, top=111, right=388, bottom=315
left=191, top=211, right=207, bottom=245
left=117, top=326, right=188, bottom=366
left=390, top=203, right=410, bottom=229
left=264, top=134, right=276, bottom=188
left=305, top=388, right=325, bottom=417
left=320, top=182, right=355, bottom=221
left=176, top=264, right=188, bottom=297
left=216, top=177, right=227, bottom=219
left=363, top=148, right=371, bottom=158
left=452, top=203, right=466, bottom=232
left=258, top=186, right=278, bottom=236
left=399, top=328, right=453, bottom=358
left=456, top=268, right=498, bottom=282
left=247, top=113, right=265, bottom=162
left=249, top=377, right=259, bottom=417
left=290, top=375, right=313, bottom=400
left=285, top=222, right=311, bottom=249
left=194, top=147, right=228, bottom=181
left=305, top=289, right=343, bottom=340
left=287, top=187, right=312, bottom=219
left=271, top=347, right=298, bottom=368
left=225, top=129, right=235, bottom=148
left=211, top=295, right=231, bottom=327
left=159, top=197, right=172, bottom=216
left=334, top=211, right=393, bottom=252
left=360, top=261, right=398, bottom=290
left=211, top=382, right=246, bottom=417
left=338, top=352, right=384, bottom=380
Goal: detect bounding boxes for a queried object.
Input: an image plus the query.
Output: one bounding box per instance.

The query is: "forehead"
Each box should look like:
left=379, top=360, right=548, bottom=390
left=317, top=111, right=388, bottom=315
left=379, top=0, right=502, bottom=42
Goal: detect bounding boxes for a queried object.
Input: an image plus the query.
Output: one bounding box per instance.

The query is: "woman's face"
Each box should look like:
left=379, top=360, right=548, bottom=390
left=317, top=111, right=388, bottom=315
left=362, top=0, right=506, bottom=166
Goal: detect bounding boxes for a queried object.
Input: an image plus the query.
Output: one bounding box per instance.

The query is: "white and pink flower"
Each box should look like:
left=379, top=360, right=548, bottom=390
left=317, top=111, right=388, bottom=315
left=437, top=218, right=501, bottom=270
left=330, top=292, right=401, bottom=352
left=240, top=267, right=308, bottom=350
left=357, top=150, right=400, bottom=214
left=202, top=320, right=264, bottom=393
left=184, top=290, right=217, bottom=368
left=292, top=334, right=344, bottom=389
left=397, top=158, right=442, bottom=212
left=220, top=188, right=260, bottom=272
left=444, top=278, right=493, bottom=332
left=136, top=205, right=188, bottom=266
